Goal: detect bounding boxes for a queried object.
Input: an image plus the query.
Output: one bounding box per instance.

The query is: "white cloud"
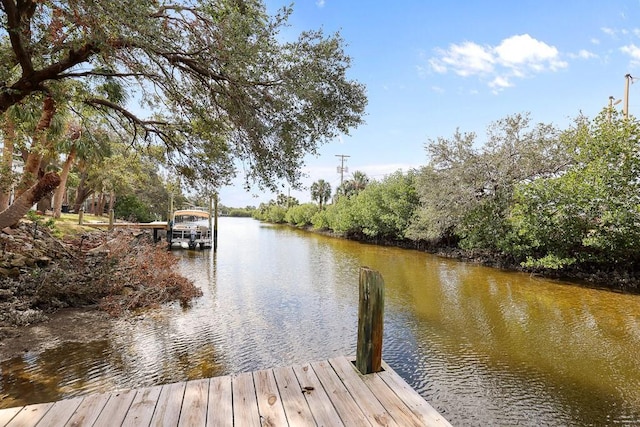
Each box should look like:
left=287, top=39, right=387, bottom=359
left=316, top=0, right=325, bottom=7
left=569, top=49, right=597, bottom=60
left=431, top=85, right=445, bottom=94
left=489, top=76, right=512, bottom=89
left=495, top=34, right=567, bottom=71
left=601, top=27, right=616, bottom=37
left=431, top=41, right=494, bottom=77
left=427, top=34, right=567, bottom=91
left=621, top=43, right=640, bottom=66
left=591, top=38, right=600, bottom=45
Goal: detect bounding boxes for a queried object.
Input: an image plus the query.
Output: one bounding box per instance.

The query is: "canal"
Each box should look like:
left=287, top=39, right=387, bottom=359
left=1, top=217, right=640, bottom=426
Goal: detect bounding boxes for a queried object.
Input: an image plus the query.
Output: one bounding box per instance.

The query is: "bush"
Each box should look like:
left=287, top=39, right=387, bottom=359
left=114, top=195, right=153, bottom=222
left=285, top=203, right=318, bottom=226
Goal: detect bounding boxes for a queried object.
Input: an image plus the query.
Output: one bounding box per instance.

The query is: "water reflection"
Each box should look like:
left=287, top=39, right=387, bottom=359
left=1, top=217, right=639, bottom=426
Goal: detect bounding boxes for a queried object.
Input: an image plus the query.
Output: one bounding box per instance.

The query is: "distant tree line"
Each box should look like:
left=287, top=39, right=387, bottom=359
left=254, top=111, right=640, bottom=287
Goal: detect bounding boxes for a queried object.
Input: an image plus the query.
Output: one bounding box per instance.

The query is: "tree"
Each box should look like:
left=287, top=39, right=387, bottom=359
left=311, top=179, right=332, bottom=210
left=408, top=113, right=570, bottom=249
left=510, top=110, right=640, bottom=268
left=336, top=170, right=369, bottom=198
left=0, top=112, right=16, bottom=210
left=276, top=193, right=298, bottom=208
left=285, top=203, right=318, bottom=226
left=0, top=172, right=60, bottom=226
left=0, top=0, right=367, bottom=198
left=351, top=170, right=418, bottom=240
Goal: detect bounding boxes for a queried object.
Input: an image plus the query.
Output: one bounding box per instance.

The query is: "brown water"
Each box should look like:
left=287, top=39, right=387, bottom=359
left=1, top=217, right=640, bottom=426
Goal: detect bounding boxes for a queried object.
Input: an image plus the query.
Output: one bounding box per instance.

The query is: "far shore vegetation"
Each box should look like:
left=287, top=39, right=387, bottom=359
left=254, top=112, right=640, bottom=294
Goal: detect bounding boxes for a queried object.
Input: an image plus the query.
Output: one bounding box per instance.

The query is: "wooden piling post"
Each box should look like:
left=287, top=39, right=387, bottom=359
left=213, top=194, right=218, bottom=252
left=356, top=267, right=385, bottom=374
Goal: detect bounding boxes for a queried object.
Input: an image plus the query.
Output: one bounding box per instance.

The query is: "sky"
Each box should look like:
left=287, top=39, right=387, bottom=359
left=219, top=0, right=640, bottom=207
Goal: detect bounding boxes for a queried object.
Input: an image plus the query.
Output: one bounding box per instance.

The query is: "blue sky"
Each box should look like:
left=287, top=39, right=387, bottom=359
left=220, top=0, right=640, bottom=207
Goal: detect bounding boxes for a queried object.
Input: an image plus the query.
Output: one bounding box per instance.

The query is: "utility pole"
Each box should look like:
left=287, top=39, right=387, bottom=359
left=624, top=73, right=634, bottom=119
left=336, top=154, right=350, bottom=186
left=609, top=95, right=621, bottom=123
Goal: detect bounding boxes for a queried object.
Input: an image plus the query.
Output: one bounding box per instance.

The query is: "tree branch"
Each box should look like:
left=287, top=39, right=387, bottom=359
left=1, top=0, right=35, bottom=75
left=57, top=71, right=153, bottom=79
left=85, top=98, right=168, bottom=127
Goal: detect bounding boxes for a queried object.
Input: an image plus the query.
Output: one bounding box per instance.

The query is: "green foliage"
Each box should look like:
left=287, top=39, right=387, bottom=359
left=0, top=164, right=16, bottom=192
left=26, top=210, right=58, bottom=236
left=319, top=196, right=358, bottom=235
left=310, top=179, right=332, bottom=209
left=285, top=203, right=318, bottom=226
left=309, top=170, right=418, bottom=239
left=311, top=209, right=330, bottom=230
left=227, top=208, right=254, bottom=217
left=456, top=194, right=514, bottom=251
left=253, top=201, right=287, bottom=223
left=265, top=205, right=287, bottom=223
left=114, top=195, right=153, bottom=223
left=336, top=170, right=369, bottom=198
left=276, top=193, right=299, bottom=208
left=244, top=110, right=640, bottom=277
left=0, top=0, right=367, bottom=194
left=349, top=170, right=419, bottom=239
left=409, top=113, right=570, bottom=248
left=522, top=254, right=577, bottom=270
left=509, top=112, right=640, bottom=268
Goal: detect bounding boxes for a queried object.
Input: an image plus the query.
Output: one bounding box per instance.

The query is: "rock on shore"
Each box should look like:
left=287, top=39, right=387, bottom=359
left=0, top=222, right=111, bottom=332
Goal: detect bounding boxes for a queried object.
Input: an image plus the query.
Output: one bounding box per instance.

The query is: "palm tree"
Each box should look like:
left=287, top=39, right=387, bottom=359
left=311, top=179, right=332, bottom=210
left=351, top=170, right=369, bottom=193
left=336, top=170, right=369, bottom=199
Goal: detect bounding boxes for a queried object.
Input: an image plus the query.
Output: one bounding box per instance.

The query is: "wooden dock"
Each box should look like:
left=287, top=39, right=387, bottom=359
left=0, top=356, right=450, bottom=427
left=83, top=221, right=168, bottom=230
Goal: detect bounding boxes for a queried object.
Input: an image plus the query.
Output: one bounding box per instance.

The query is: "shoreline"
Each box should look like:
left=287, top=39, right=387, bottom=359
left=291, top=223, right=640, bottom=295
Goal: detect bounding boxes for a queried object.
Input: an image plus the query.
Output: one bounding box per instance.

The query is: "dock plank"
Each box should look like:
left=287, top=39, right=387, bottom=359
left=0, top=407, right=22, bottom=426
left=36, top=397, right=83, bottom=427
left=206, top=376, right=232, bottom=427
left=272, top=366, right=316, bottom=426
left=150, top=382, right=186, bottom=427
left=0, top=358, right=449, bottom=426
left=5, top=402, right=52, bottom=427
left=122, top=385, right=162, bottom=427
left=329, top=357, right=403, bottom=427
left=231, top=372, right=260, bottom=427
left=310, top=360, right=370, bottom=427
left=65, top=392, right=110, bottom=427
left=93, top=389, right=136, bottom=426
left=379, top=360, right=452, bottom=427
left=178, top=379, right=209, bottom=427
left=365, top=373, right=429, bottom=427
left=328, top=357, right=397, bottom=427
left=292, top=363, right=345, bottom=427
left=253, top=369, right=288, bottom=427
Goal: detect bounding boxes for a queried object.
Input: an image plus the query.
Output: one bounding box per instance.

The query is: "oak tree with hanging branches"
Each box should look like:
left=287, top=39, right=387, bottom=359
left=0, top=0, right=367, bottom=227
